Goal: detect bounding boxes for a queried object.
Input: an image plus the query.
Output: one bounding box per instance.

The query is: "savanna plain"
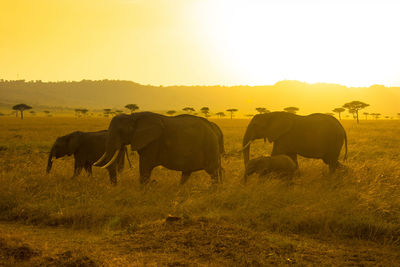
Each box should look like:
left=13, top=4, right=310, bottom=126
left=0, top=116, right=400, bottom=266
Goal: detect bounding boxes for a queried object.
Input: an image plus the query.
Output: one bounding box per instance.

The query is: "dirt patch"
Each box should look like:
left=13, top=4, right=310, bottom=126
left=40, top=250, right=97, bottom=267
left=0, top=237, right=39, bottom=261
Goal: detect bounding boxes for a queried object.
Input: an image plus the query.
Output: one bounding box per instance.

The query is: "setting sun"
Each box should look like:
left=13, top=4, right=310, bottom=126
left=194, top=0, right=400, bottom=86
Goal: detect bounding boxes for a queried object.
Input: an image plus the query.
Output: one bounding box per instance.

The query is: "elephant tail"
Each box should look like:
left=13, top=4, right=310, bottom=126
left=343, top=131, right=348, bottom=161
left=46, top=144, right=55, bottom=174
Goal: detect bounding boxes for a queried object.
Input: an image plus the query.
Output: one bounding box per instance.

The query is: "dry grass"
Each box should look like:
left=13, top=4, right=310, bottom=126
left=1, top=116, right=400, bottom=262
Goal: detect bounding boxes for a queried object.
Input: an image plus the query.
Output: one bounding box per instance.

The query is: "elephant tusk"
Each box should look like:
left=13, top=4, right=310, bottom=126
left=94, top=152, right=107, bottom=166
left=241, top=140, right=253, bottom=151
left=101, top=149, right=120, bottom=169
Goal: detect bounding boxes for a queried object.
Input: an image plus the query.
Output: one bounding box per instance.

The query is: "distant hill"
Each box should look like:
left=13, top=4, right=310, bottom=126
left=0, top=79, right=399, bottom=116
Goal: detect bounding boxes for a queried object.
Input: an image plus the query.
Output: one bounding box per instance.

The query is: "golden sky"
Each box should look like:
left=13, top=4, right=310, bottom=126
left=1, top=0, right=400, bottom=86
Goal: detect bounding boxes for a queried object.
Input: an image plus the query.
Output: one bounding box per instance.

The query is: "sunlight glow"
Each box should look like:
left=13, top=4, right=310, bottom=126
left=194, top=0, right=400, bottom=86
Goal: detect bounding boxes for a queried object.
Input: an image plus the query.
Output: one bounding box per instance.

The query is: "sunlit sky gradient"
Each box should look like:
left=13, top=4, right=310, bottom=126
left=1, top=0, right=400, bottom=86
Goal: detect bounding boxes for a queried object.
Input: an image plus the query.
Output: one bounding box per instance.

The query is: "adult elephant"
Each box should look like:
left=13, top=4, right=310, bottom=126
left=47, top=130, right=129, bottom=184
left=94, top=112, right=223, bottom=185
left=242, top=112, right=347, bottom=179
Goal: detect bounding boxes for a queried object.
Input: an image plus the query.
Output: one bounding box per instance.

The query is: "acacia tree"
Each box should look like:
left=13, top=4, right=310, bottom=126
left=43, top=110, right=51, bottom=117
left=363, top=112, right=369, bottom=120
left=332, top=107, right=345, bottom=120
left=166, top=110, right=176, bottom=116
left=215, top=112, right=226, bottom=118
left=115, top=110, right=123, bottom=115
left=80, top=108, right=89, bottom=116
left=343, top=101, right=369, bottom=124
left=125, top=104, right=139, bottom=114
left=12, top=104, right=32, bottom=120
left=29, top=110, right=36, bottom=116
left=226, top=108, right=238, bottom=119
left=103, top=108, right=112, bottom=117
left=370, top=113, right=381, bottom=120
left=200, top=107, right=210, bottom=117
left=182, top=107, right=195, bottom=114
left=397, top=113, right=400, bottom=119
left=283, top=107, right=299, bottom=114
left=255, top=107, right=269, bottom=114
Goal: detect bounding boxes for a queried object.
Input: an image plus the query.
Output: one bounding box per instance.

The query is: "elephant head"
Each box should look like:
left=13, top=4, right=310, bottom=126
left=245, top=157, right=271, bottom=177
left=94, top=113, right=164, bottom=168
left=47, top=131, right=82, bottom=173
left=242, top=112, right=295, bottom=167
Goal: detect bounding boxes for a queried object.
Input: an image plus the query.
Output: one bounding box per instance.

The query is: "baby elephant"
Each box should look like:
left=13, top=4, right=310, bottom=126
left=245, top=155, right=297, bottom=182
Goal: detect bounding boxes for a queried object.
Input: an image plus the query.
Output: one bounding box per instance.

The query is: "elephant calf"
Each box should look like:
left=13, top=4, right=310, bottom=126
left=245, top=155, right=296, bottom=182
left=47, top=130, right=129, bottom=184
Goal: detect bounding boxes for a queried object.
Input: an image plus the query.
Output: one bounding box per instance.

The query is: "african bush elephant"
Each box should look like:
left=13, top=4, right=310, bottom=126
left=245, top=155, right=297, bottom=181
left=243, top=112, right=347, bottom=178
left=47, top=130, right=129, bottom=184
left=94, top=112, right=224, bottom=185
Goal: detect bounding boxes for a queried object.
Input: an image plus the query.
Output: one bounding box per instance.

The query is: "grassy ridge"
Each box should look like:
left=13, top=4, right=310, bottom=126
left=0, top=117, right=399, bottom=244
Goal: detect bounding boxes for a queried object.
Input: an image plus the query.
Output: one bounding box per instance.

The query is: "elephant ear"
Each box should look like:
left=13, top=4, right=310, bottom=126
left=67, top=132, right=82, bottom=155
left=130, top=116, right=164, bottom=151
left=265, top=113, right=294, bottom=142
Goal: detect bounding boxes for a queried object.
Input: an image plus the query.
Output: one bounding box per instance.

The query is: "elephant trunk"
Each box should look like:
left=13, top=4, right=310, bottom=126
left=46, top=145, right=55, bottom=173
left=242, top=129, right=253, bottom=168
left=94, top=131, right=121, bottom=168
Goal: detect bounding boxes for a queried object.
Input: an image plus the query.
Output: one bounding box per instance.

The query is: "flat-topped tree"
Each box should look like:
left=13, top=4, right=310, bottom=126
left=255, top=107, right=269, bottom=114
left=343, top=101, right=369, bottom=123
left=80, top=108, right=89, bottom=116
left=103, top=108, right=112, bottom=117
left=43, top=110, right=51, bottom=117
left=226, top=108, right=238, bottom=119
left=29, top=110, right=36, bottom=116
left=363, top=112, right=369, bottom=120
left=166, top=110, right=176, bottom=116
left=215, top=112, right=226, bottom=118
left=125, top=104, right=139, bottom=114
left=182, top=107, right=195, bottom=114
left=12, top=104, right=32, bottom=119
left=332, top=107, right=345, bottom=120
left=370, top=113, right=381, bottom=120
left=200, top=107, right=210, bottom=118
left=115, top=110, right=123, bottom=115
left=283, top=107, right=299, bottom=114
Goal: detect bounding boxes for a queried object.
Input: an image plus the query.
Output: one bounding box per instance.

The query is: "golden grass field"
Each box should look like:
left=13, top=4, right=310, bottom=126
left=0, top=116, right=400, bottom=266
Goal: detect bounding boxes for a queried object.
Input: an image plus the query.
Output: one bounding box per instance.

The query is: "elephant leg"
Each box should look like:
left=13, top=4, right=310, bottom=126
left=72, top=165, right=82, bottom=178
left=107, top=167, right=117, bottom=185
left=139, top=157, right=155, bottom=184
left=138, top=144, right=159, bottom=184
left=85, top=164, right=92, bottom=177
left=180, top=171, right=192, bottom=185
left=329, top=162, right=338, bottom=173
left=206, top=169, right=220, bottom=184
